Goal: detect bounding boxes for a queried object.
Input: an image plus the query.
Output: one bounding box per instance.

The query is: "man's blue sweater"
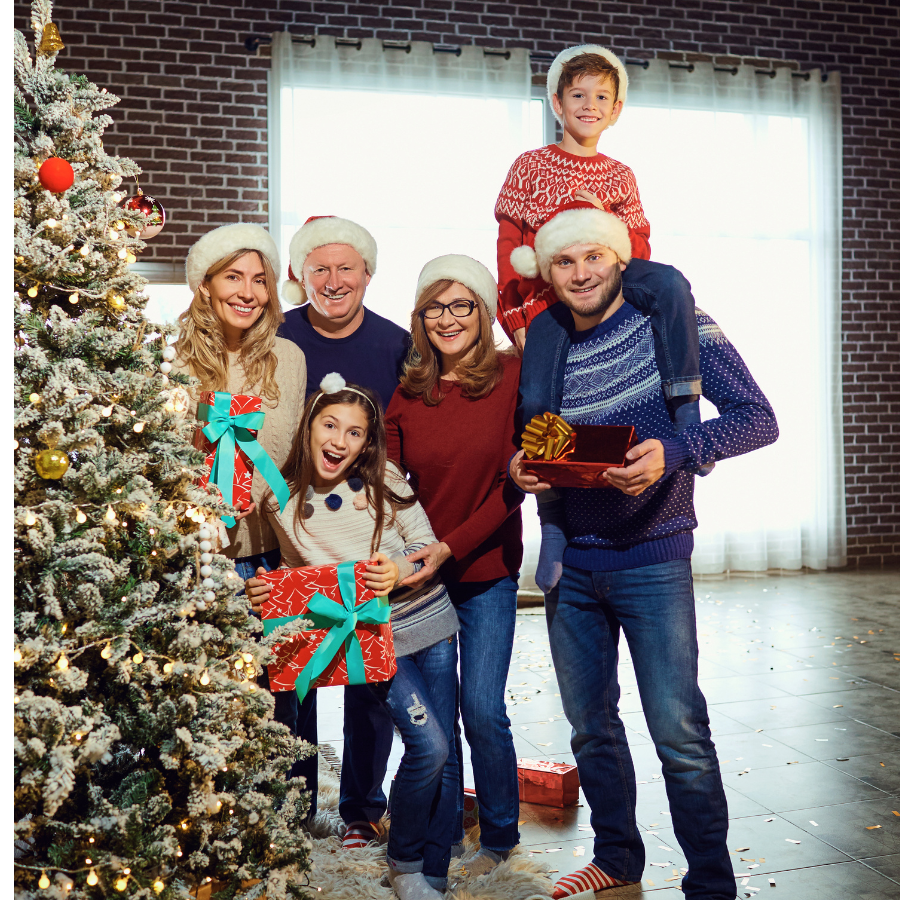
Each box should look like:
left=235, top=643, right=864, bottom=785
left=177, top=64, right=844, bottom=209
left=521, top=300, right=779, bottom=572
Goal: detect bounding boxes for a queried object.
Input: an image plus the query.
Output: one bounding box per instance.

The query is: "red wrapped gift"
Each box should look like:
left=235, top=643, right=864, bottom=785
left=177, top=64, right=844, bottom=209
left=261, top=560, right=396, bottom=701
left=517, top=758, right=580, bottom=808
left=462, top=787, right=479, bottom=830
left=522, top=412, right=637, bottom=488
left=193, top=391, right=259, bottom=522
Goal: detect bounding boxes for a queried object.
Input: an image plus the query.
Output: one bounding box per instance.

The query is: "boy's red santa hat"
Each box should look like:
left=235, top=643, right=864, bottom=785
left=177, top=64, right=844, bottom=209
left=415, top=254, right=499, bottom=321
left=282, top=215, right=378, bottom=305
left=186, top=223, right=280, bottom=292
left=547, top=44, right=629, bottom=125
left=510, top=202, right=632, bottom=282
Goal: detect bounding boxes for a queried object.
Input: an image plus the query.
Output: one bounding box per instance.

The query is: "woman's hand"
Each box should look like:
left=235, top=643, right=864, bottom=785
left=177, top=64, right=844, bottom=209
left=245, top=566, right=271, bottom=614
left=509, top=449, right=552, bottom=494
left=233, top=501, right=257, bottom=523
left=365, top=552, right=400, bottom=597
left=573, top=189, right=607, bottom=210
left=398, top=541, right=452, bottom=589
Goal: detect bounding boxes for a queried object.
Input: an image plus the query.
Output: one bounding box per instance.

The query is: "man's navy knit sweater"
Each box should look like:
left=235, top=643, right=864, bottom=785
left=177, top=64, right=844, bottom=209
left=279, top=304, right=411, bottom=409
left=558, top=301, right=778, bottom=572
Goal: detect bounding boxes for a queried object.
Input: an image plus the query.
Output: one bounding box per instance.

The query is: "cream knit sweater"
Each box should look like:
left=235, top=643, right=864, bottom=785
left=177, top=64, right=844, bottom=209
left=175, top=336, right=306, bottom=558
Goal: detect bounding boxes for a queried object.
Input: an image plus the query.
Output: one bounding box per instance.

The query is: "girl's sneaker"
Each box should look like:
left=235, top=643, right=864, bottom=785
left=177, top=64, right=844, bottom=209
left=552, top=863, right=638, bottom=898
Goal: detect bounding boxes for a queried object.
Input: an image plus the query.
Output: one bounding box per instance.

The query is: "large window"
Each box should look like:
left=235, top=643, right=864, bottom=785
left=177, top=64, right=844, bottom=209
left=264, top=46, right=845, bottom=579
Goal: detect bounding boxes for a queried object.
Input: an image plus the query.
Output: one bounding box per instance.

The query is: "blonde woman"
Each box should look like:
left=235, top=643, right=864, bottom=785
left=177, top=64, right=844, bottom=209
left=174, top=223, right=309, bottom=793
left=385, top=255, right=524, bottom=876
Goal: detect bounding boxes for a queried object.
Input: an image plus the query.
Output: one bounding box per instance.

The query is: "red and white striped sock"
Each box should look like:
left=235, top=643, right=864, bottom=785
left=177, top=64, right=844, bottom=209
left=551, top=863, right=637, bottom=898
left=341, top=821, right=379, bottom=850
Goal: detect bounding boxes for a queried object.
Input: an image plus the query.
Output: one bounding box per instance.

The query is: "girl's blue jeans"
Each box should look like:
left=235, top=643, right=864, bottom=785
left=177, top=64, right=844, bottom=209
left=369, top=636, right=459, bottom=890
left=546, top=559, right=735, bottom=900
left=449, top=574, right=520, bottom=854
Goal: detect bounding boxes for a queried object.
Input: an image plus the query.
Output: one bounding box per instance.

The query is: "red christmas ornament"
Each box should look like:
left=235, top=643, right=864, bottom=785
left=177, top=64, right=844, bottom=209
left=38, top=157, right=75, bottom=193
left=122, top=189, right=166, bottom=239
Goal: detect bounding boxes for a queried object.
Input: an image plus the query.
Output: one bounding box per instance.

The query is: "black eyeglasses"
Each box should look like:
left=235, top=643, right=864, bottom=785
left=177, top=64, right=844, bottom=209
left=421, top=300, right=477, bottom=320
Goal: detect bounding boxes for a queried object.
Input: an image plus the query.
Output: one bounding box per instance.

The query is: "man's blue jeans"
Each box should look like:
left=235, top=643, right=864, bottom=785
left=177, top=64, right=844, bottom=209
left=449, top=575, right=520, bottom=853
left=545, top=559, right=735, bottom=900
left=370, top=637, right=459, bottom=891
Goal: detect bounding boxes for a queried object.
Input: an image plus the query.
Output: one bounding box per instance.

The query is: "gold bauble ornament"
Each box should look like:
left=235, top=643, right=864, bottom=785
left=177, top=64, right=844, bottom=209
left=39, top=23, right=65, bottom=54
left=34, top=449, right=70, bottom=480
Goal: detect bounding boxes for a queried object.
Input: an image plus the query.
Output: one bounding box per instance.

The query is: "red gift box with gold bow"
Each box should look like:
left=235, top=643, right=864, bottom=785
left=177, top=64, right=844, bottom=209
left=521, top=412, right=637, bottom=488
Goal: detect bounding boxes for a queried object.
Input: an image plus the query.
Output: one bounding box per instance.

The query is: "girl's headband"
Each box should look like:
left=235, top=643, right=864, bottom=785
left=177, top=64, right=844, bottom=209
left=310, top=372, right=377, bottom=415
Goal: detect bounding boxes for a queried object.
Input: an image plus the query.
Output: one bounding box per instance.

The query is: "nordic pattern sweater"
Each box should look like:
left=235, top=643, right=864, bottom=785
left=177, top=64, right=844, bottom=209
left=556, top=302, right=778, bottom=571
left=495, top=144, right=651, bottom=338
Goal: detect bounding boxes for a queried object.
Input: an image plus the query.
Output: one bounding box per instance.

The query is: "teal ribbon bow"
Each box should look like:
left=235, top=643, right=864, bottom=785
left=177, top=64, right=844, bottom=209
left=263, top=561, right=391, bottom=703
left=198, top=391, right=290, bottom=527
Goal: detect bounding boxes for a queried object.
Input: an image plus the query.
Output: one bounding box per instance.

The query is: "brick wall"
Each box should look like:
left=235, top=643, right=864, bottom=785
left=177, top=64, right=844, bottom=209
left=15, top=0, right=900, bottom=565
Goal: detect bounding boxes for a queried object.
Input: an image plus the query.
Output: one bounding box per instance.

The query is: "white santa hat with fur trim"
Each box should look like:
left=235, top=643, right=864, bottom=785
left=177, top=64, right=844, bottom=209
left=185, top=223, right=280, bottom=293
left=415, top=254, right=499, bottom=321
left=510, top=202, right=632, bottom=282
left=282, top=215, right=378, bottom=306
left=547, top=44, right=629, bottom=125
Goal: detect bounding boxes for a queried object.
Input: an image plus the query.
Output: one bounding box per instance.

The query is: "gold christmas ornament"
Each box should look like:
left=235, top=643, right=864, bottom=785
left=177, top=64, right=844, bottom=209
left=34, top=448, right=70, bottom=480
left=39, top=23, right=65, bottom=54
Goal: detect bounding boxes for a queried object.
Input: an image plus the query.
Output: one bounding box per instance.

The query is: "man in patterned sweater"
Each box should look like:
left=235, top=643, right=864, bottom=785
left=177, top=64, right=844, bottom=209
left=510, top=205, right=778, bottom=900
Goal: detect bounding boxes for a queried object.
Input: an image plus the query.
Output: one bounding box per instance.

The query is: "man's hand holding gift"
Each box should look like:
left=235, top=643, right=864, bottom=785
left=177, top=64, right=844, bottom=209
left=602, top=439, right=666, bottom=496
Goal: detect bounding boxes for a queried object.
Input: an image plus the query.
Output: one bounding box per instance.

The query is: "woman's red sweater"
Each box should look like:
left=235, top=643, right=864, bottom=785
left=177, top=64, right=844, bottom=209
left=385, top=354, right=523, bottom=584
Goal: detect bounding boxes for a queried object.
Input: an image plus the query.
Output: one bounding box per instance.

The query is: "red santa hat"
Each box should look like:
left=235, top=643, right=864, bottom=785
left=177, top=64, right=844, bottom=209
left=282, top=215, right=378, bottom=306
left=415, top=254, right=499, bottom=321
left=547, top=44, right=629, bottom=125
left=510, top=202, right=632, bottom=282
left=185, top=223, right=280, bottom=293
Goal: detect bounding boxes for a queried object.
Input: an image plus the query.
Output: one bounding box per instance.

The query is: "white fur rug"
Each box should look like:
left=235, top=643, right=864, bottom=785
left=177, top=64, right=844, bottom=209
left=305, top=755, right=554, bottom=900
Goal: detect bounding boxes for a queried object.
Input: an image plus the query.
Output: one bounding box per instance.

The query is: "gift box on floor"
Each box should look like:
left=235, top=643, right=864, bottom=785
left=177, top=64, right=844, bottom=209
left=521, top=412, right=637, bottom=489
left=194, top=391, right=289, bottom=527
left=462, top=787, right=479, bottom=830
left=261, top=560, right=396, bottom=701
left=517, top=758, right=580, bottom=808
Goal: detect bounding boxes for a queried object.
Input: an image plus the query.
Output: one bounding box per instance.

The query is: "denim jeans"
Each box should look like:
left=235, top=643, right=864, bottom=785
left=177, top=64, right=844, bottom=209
left=448, top=575, right=520, bottom=853
left=233, top=550, right=394, bottom=824
left=622, top=259, right=701, bottom=427
left=545, top=559, right=735, bottom=900
left=233, top=549, right=317, bottom=813
left=370, top=637, right=459, bottom=890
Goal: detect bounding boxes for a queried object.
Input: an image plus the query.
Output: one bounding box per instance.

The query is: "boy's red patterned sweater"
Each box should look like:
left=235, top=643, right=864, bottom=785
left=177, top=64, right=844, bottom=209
left=494, top=143, right=652, bottom=338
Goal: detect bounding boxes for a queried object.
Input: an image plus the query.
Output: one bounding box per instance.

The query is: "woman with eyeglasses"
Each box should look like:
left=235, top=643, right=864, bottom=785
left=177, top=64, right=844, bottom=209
left=385, top=255, right=524, bottom=877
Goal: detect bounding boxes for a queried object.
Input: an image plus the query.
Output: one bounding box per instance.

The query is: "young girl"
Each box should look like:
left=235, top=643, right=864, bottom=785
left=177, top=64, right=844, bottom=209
left=246, top=374, right=459, bottom=900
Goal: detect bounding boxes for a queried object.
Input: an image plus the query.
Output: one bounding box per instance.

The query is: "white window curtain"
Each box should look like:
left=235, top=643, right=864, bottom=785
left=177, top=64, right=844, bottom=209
left=599, top=60, right=845, bottom=574
left=268, top=32, right=537, bottom=340
left=269, top=41, right=845, bottom=585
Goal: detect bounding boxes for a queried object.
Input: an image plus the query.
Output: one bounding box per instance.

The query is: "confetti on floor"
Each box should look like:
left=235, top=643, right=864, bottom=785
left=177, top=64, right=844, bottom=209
left=786, top=839, right=801, bottom=844
left=809, top=820, right=818, bottom=826
left=866, top=825, right=882, bottom=830
left=573, top=846, right=585, bottom=857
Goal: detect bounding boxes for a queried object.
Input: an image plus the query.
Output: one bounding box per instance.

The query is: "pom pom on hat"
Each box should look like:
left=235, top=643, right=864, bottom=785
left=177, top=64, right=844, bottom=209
left=547, top=44, right=629, bottom=125
left=319, top=372, right=347, bottom=394
left=283, top=215, right=377, bottom=305
left=186, top=223, right=279, bottom=292
left=510, top=245, right=540, bottom=280
left=519, top=202, right=632, bottom=281
left=415, top=254, right=499, bottom=321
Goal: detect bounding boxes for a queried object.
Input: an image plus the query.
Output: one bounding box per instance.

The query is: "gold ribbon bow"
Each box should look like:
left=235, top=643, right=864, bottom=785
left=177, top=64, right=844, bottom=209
left=522, top=412, right=576, bottom=460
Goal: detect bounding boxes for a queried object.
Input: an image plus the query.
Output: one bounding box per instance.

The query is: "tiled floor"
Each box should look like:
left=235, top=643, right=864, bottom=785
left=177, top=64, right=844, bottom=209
left=318, top=568, right=900, bottom=898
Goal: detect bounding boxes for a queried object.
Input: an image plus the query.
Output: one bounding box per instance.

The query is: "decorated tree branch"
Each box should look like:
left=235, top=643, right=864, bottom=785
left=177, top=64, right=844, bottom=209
left=13, top=3, right=313, bottom=897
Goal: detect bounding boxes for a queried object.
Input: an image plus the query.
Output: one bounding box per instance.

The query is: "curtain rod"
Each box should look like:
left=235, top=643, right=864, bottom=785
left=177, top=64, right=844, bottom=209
left=244, top=34, right=816, bottom=80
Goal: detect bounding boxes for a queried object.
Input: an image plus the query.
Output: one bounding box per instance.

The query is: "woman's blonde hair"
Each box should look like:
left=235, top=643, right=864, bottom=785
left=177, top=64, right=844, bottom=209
left=175, top=249, right=284, bottom=402
left=399, top=279, right=506, bottom=406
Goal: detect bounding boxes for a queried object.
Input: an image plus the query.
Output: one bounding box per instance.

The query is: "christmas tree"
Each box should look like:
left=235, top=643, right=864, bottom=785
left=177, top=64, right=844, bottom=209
left=14, top=3, right=313, bottom=897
